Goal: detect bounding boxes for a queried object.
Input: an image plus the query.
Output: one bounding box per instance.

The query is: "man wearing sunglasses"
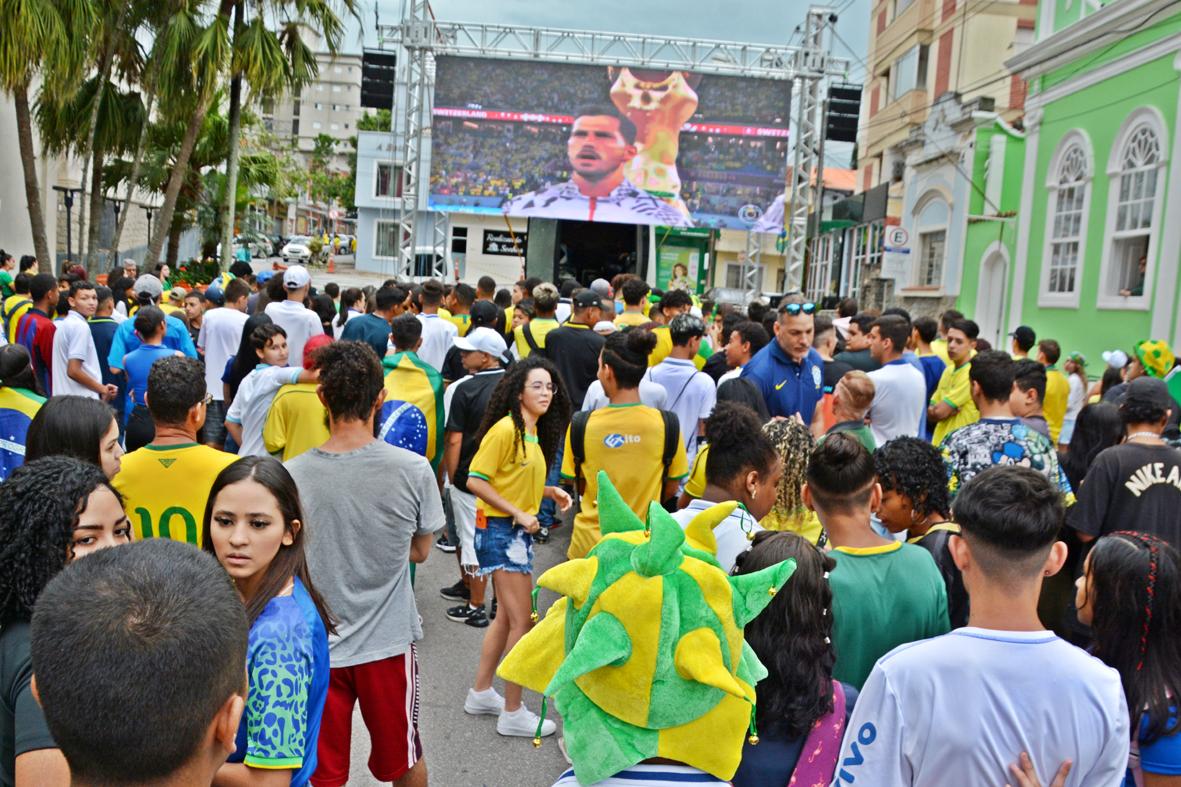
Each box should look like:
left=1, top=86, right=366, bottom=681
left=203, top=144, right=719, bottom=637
left=740, top=295, right=825, bottom=426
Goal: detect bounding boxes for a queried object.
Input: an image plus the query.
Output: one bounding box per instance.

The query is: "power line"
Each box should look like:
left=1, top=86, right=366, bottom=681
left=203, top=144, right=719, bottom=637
left=855, top=0, right=1180, bottom=136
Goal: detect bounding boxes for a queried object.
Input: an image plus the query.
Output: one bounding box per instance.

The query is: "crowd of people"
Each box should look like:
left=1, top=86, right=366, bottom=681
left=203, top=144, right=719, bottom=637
left=2, top=251, right=1181, bottom=787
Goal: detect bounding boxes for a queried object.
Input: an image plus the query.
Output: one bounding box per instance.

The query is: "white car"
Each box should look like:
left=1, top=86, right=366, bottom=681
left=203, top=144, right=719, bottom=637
left=281, top=237, right=312, bottom=263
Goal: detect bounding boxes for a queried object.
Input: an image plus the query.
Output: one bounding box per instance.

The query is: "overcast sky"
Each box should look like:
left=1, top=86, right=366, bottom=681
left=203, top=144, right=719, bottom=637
left=347, top=0, right=869, bottom=167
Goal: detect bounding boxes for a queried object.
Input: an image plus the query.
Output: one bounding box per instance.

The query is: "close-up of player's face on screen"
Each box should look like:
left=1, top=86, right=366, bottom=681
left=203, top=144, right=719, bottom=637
left=566, top=115, right=637, bottom=181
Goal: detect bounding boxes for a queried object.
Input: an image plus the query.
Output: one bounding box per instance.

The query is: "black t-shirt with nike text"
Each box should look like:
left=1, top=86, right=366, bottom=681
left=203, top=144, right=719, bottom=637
left=1069, top=442, right=1181, bottom=546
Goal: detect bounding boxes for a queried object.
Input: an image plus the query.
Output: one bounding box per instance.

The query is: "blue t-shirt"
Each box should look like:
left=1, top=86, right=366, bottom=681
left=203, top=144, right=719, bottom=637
left=1126, top=709, right=1181, bottom=785
left=741, top=342, right=824, bottom=424
left=107, top=314, right=197, bottom=371
left=339, top=313, right=391, bottom=360
left=123, top=344, right=176, bottom=415
left=228, top=577, right=329, bottom=786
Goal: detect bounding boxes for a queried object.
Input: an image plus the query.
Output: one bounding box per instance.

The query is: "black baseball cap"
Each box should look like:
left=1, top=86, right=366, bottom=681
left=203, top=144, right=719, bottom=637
left=1009, top=325, right=1036, bottom=350
left=1123, top=376, right=1175, bottom=412
left=573, top=290, right=604, bottom=310
left=470, top=299, right=501, bottom=329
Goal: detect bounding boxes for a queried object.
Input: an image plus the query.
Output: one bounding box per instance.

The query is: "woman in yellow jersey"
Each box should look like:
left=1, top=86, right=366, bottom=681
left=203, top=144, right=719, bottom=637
left=0, top=456, right=131, bottom=784
left=762, top=417, right=824, bottom=544
left=26, top=395, right=124, bottom=479
left=0, top=344, right=44, bottom=481
left=463, top=356, right=572, bottom=738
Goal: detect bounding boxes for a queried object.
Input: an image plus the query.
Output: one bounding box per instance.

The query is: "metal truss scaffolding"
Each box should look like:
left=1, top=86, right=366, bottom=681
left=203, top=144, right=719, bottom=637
left=378, top=6, right=847, bottom=284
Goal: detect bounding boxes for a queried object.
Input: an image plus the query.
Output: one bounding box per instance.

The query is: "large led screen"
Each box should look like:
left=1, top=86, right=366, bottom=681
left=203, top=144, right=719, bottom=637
left=429, top=56, right=791, bottom=231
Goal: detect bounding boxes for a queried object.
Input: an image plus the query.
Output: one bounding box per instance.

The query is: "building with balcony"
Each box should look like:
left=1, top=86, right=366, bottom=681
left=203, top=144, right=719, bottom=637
left=858, top=0, right=1037, bottom=198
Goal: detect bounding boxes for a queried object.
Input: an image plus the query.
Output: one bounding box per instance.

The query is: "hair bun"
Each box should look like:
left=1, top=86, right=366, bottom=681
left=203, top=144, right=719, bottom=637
left=626, top=328, right=658, bottom=357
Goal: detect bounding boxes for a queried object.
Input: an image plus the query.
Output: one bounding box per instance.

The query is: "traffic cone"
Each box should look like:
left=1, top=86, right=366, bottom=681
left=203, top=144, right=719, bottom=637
left=327, top=252, right=335, bottom=274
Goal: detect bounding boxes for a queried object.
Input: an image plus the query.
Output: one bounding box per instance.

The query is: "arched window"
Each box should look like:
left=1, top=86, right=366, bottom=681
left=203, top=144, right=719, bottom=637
left=1101, top=109, right=1167, bottom=306
left=1047, top=143, right=1089, bottom=295
left=1039, top=132, right=1093, bottom=307
left=914, top=192, right=949, bottom=288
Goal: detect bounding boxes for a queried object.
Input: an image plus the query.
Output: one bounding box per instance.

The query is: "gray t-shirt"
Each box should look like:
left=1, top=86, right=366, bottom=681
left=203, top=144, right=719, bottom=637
left=287, top=440, right=444, bottom=667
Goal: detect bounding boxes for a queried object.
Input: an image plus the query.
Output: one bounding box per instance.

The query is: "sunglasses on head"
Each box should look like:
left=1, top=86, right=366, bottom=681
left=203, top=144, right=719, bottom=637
left=779, top=302, right=817, bottom=316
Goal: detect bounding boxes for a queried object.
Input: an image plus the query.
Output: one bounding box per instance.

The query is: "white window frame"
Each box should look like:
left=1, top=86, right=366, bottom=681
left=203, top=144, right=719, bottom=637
left=373, top=161, right=402, bottom=200
left=1097, top=107, right=1168, bottom=311
left=917, top=230, right=946, bottom=287
left=374, top=220, right=399, bottom=259
left=725, top=262, right=763, bottom=290
left=909, top=191, right=949, bottom=290
left=1037, top=130, right=1093, bottom=308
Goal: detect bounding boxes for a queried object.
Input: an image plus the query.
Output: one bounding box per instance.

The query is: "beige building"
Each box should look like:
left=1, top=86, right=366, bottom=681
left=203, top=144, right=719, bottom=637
left=857, top=0, right=1037, bottom=207
left=261, top=38, right=363, bottom=173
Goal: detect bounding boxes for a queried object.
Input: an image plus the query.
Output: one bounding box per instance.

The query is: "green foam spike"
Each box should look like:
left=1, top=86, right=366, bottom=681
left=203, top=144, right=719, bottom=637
left=631, top=505, right=687, bottom=577
left=544, top=610, right=632, bottom=696
left=729, top=558, right=797, bottom=628
left=597, top=471, right=646, bottom=535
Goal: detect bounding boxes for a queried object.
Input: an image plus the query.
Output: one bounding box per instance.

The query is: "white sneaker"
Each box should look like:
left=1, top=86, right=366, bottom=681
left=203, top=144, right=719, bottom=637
left=497, top=704, right=557, bottom=738
left=464, top=687, right=505, bottom=716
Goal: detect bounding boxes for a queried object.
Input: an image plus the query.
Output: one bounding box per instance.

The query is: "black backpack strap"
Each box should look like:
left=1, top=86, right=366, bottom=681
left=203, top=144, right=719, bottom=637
left=522, top=323, right=541, bottom=355
left=659, top=410, right=680, bottom=493
left=570, top=410, right=591, bottom=486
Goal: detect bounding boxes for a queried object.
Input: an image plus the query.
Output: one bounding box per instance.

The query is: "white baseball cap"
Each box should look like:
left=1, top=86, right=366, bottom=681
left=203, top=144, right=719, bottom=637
left=283, top=265, right=311, bottom=290
left=454, top=327, right=507, bottom=360
left=1102, top=349, right=1129, bottom=368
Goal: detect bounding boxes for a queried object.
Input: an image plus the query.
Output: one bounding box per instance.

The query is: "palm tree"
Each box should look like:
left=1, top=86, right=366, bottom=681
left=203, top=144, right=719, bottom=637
left=0, top=0, right=95, bottom=267
left=218, top=0, right=355, bottom=270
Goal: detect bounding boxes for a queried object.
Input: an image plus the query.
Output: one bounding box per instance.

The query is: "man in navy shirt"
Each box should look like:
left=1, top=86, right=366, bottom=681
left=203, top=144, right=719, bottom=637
left=341, top=284, right=404, bottom=360
left=742, top=296, right=824, bottom=425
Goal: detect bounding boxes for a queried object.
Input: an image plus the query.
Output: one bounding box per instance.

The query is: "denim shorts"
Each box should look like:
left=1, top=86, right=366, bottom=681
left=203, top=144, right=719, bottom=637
left=204, top=399, right=228, bottom=445
left=474, top=515, right=533, bottom=577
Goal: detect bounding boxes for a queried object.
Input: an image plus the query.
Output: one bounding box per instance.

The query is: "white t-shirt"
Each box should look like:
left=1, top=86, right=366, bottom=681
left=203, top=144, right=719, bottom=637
left=332, top=308, right=362, bottom=339
left=833, top=628, right=1130, bottom=787
left=647, top=358, right=716, bottom=459
left=1066, top=374, right=1087, bottom=419
left=671, top=498, right=763, bottom=573
left=197, top=307, right=249, bottom=401
left=225, top=364, right=301, bottom=457
left=866, top=359, right=928, bottom=445
left=581, top=379, right=668, bottom=411
left=416, top=313, right=457, bottom=372
left=264, top=299, right=323, bottom=368
left=51, top=311, right=101, bottom=398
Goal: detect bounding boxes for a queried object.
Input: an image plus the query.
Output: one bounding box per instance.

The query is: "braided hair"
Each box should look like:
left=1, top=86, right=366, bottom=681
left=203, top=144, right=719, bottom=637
left=762, top=418, right=813, bottom=527
left=1086, top=531, right=1181, bottom=743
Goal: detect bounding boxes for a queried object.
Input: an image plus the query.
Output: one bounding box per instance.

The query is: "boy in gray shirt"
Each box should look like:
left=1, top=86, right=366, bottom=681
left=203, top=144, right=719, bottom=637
left=286, top=340, right=442, bottom=787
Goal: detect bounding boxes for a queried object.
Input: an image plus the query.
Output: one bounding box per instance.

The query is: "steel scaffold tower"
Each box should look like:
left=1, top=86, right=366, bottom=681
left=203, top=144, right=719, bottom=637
left=378, top=7, right=847, bottom=286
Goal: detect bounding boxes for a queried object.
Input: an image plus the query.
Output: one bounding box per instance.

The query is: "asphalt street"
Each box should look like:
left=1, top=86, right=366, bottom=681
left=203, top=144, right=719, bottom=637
left=343, top=518, right=573, bottom=787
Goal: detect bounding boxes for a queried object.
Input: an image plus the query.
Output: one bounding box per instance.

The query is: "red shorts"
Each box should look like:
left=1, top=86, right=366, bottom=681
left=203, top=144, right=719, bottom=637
left=310, top=646, right=422, bottom=787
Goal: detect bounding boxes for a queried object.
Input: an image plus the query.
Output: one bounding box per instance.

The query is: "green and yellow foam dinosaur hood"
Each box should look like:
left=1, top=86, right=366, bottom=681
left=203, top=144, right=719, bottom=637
left=498, top=472, right=796, bottom=785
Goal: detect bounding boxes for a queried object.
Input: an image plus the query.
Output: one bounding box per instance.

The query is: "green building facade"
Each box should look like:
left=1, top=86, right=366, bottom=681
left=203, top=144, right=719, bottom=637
left=996, top=0, right=1181, bottom=364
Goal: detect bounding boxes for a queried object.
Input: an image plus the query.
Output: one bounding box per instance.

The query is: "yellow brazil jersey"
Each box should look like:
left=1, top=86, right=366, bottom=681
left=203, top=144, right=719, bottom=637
left=561, top=403, right=689, bottom=559
left=114, top=443, right=238, bottom=547
left=614, top=311, right=649, bottom=328
left=513, top=318, right=560, bottom=358
left=263, top=382, right=329, bottom=462
left=647, top=325, right=708, bottom=369
left=684, top=443, right=709, bottom=498
left=929, top=338, right=951, bottom=367
left=468, top=416, right=546, bottom=518
left=383, top=351, right=444, bottom=470
left=4, top=294, right=32, bottom=345
left=447, top=312, right=472, bottom=337
left=1043, top=367, right=1070, bottom=444
left=160, top=302, right=181, bottom=315
left=931, top=361, right=979, bottom=446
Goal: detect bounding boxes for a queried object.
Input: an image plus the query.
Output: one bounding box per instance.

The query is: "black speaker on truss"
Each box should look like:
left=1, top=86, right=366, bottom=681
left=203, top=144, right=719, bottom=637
left=361, top=50, right=397, bottom=111
left=825, top=83, right=863, bottom=143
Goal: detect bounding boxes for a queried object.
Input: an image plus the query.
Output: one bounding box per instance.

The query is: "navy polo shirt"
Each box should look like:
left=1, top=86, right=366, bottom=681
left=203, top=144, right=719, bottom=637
left=741, top=341, right=824, bottom=424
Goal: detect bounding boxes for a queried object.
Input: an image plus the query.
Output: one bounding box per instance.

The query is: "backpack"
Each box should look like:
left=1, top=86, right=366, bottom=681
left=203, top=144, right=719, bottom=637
left=522, top=322, right=541, bottom=355
left=376, top=399, right=429, bottom=457
left=569, top=408, right=680, bottom=508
